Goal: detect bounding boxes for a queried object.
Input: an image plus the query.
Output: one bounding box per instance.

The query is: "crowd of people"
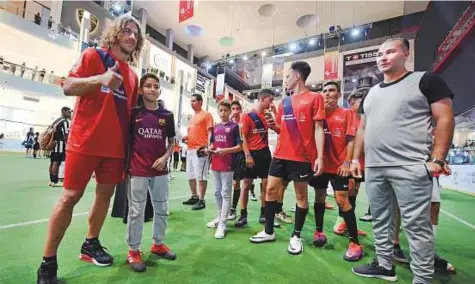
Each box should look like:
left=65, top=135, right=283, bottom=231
left=35, top=15, right=456, bottom=284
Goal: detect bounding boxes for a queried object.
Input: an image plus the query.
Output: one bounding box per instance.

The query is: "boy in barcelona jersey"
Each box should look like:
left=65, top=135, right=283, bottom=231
left=205, top=100, right=242, bottom=239
left=125, top=74, right=177, bottom=272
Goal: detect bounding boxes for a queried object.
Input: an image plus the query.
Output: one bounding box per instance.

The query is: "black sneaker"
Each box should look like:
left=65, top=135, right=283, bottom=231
left=434, top=254, right=456, bottom=274
left=352, top=258, right=397, bottom=282
left=79, top=238, right=114, bottom=266
left=37, top=264, right=58, bottom=284
left=191, top=199, right=206, bottom=211
left=182, top=195, right=199, bottom=205
left=392, top=244, right=409, bottom=263
left=235, top=215, right=248, bottom=228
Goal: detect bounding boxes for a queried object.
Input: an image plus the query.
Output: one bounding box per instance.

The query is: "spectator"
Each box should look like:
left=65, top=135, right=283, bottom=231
left=48, top=16, right=53, bottom=29
left=32, top=66, right=38, bottom=81
left=0, top=56, right=3, bottom=71
left=34, top=12, right=41, bottom=25
left=20, top=63, right=26, bottom=77
left=39, top=68, right=46, bottom=82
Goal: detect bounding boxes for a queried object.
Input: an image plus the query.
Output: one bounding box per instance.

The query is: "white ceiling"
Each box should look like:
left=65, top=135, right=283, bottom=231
left=135, top=1, right=428, bottom=60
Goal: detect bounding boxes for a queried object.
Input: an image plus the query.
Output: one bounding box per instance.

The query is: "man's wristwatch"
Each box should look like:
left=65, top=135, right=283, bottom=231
left=427, top=157, right=447, bottom=168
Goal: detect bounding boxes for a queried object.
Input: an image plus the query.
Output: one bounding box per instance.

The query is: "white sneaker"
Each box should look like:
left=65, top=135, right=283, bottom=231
left=206, top=216, right=219, bottom=229
left=250, top=193, right=258, bottom=201
left=249, top=230, right=276, bottom=243
left=288, top=235, right=303, bottom=255
left=227, top=210, right=236, bottom=220
left=214, top=224, right=227, bottom=239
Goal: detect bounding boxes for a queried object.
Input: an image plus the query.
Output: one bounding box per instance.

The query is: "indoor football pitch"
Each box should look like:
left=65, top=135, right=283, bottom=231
left=0, top=152, right=473, bottom=284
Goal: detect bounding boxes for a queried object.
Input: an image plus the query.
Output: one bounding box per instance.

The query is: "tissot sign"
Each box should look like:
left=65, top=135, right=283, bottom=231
left=344, top=50, right=379, bottom=66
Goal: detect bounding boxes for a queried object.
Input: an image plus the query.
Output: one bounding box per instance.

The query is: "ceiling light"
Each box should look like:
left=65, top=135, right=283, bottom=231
left=309, top=38, right=316, bottom=46
left=229, top=59, right=234, bottom=64
left=351, top=28, right=361, bottom=37
left=289, top=43, right=298, bottom=51
left=242, top=55, right=248, bottom=61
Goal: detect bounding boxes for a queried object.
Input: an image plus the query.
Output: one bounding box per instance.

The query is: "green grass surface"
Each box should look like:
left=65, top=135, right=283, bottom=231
left=0, top=152, right=473, bottom=284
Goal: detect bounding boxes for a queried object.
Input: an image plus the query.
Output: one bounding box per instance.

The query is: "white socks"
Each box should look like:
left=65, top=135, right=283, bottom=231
left=433, top=224, right=437, bottom=240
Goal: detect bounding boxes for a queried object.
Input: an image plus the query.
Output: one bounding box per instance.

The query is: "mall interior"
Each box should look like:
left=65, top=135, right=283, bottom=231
left=0, top=1, right=474, bottom=284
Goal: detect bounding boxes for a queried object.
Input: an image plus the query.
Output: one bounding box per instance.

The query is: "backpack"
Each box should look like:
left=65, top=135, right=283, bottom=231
left=39, top=118, right=63, bottom=150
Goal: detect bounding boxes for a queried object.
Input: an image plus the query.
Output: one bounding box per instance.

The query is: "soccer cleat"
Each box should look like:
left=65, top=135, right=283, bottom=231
left=249, top=230, right=276, bottom=243
left=191, top=200, right=206, bottom=210
left=227, top=210, right=236, bottom=220
left=312, top=230, right=328, bottom=247
left=182, top=196, right=199, bottom=205
left=276, top=211, right=292, bottom=224
left=434, top=254, right=456, bottom=274
left=288, top=235, right=304, bottom=255
left=214, top=224, right=227, bottom=239
left=334, top=222, right=347, bottom=235
left=359, top=213, right=373, bottom=222
left=250, top=192, right=258, bottom=201
left=352, top=258, right=397, bottom=281
left=37, top=264, right=58, bottom=284
left=392, top=244, right=409, bottom=263
left=325, top=201, right=335, bottom=210
left=79, top=239, right=114, bottom=266
left=126, top=250, right=146, bottom=272
left=344, top=242, right=363, bottom=262
left=151, top=243, right=176, bottom=260
left=235, top=215, right=248, bottom=228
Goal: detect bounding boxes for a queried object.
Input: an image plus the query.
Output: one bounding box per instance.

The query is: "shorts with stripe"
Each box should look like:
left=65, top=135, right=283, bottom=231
left=186, top=149, right=210, bottom=181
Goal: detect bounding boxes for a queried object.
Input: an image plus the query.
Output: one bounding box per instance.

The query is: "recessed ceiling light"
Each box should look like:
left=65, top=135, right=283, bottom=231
left=258, top=4, right=276, bottom=17
left=296, top=14, right=319, bottom=29
left=185, top=25, right=203, bottom=37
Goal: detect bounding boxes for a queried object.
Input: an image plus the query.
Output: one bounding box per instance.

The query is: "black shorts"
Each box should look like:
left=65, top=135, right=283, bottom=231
left=352, top=171, right=365, bottom=183
left=241, top=147, right=272, bottom=180
left=173, top=152, right=179, bottom=162
left=309, top=173, right=349, bottom=191
left=268, top=158, right=312, bottom=182
left=233, top=152, right=245, bottom=181
left=50, top=152, right=65, bottom=162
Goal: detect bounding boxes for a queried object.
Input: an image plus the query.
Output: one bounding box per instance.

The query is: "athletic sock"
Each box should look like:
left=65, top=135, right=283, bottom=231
left=264, top=201, right=278, bottom=235
left=260, top=206, right=265, bottom=216
left=52, top=174, right=59, bottom=183
left=338, top=207, right=343, bottom=218
left=314, top=202, right=325, bottom=232
left=367, top=206, right=371, bottom=215
left=232, top=188, right=241, bottom=210
left=342, top=208, right=359, bottom=245
left=41, top=255, right=57, bottom=267
left=292, top=205, right=308, bottom=238
left=49, top=173, right=54, bottom=183
left=277, top=202, right=283, bottom=213
left=349, top=195, right=357, bottom=212
left=240, top=208, right=248, bottom=217
left=433, top=224, right=437, bottom=240
left=250, top=184, right=255, bottom=195
left=85, top=237, right=98, bottom=244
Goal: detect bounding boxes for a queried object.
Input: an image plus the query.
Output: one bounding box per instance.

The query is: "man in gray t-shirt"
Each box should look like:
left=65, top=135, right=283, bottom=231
left=350, top=38, right=454, bottom=284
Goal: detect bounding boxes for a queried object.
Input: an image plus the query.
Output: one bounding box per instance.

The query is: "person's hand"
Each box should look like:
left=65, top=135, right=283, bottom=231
left=100, top=62, right=122, bottom=90
left=265, top=114, right=276, bottom=127
left=426, top=161, right=443, bottom=177
left=444, top=164, right=452, bottom=175
left=337, top=161, right=351, bottom=177
left=245, top=155, right=255, bottom=168
left=313, top=157, right=323, bottom=176
left=213, top=148, right=226, bottom=156
left=351, top=161, right=362, bottom=178
left=152, top=156, right=168, bottom=171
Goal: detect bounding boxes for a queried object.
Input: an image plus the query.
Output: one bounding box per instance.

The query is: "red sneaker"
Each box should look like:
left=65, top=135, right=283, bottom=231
left=126, top=250, right=146, bottom=272
left=344, top=242, right=363, bottom=262
left=151, top=243, right=177, bottom=260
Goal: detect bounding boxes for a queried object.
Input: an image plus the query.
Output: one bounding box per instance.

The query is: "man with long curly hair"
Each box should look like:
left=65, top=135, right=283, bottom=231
left=37, top=15, right=144, bottom=284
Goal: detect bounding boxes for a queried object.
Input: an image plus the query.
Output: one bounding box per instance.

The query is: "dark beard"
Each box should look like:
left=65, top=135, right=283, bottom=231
left=119, top=45, right=133, bottom=58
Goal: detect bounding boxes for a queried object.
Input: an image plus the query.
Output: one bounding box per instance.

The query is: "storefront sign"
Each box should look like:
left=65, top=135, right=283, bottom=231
left=179, top=0, right=194, bottom=23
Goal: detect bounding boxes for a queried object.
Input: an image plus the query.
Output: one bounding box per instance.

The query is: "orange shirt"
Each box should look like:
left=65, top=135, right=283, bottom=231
left=274, top=92, right=325, bottom=164
left=240, top=111, right=269, bottom=151
left=67, top=48, right=138, bottom=158
left=187, top=110, right=214, bottom=150
left=323, top=108, right=358, bottom=174
left=353, top=110, right=365, bottom=170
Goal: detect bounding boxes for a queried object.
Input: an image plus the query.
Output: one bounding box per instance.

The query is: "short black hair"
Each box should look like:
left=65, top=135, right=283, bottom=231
left=140, top=73, right=160, bottom=88
left=61, top=106, right=71, bottom=112
left=384, top=38, right=410, bottom=51
left=218, top=99, right=231, bottom=110
left=191, top=93, right=203, bottom=102
left=290, top=61, right=311, bottom=82
left=323, top=81, right=340, bottom=93
left=230, top=100, right=242, bottom=109
left=258, top=89, right=275, bottom=99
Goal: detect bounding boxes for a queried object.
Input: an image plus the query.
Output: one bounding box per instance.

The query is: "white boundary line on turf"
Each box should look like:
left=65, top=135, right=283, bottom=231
left=440, top=209, right=475, bottom=230
left=0, top=194, right=189, bottom=230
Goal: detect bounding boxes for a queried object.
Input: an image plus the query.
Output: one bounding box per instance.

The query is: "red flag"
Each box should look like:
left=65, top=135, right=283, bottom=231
left=179, top=0, right=194, bottom=23
left=324, top=50, right=339, bottom=81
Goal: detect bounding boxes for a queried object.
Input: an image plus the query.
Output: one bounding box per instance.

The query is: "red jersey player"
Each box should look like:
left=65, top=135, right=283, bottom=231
left=250, top=61, right=325, bottom=256
left=309, top=82, right=363, bottom=261
left=37, top=15, right=143, bottom=284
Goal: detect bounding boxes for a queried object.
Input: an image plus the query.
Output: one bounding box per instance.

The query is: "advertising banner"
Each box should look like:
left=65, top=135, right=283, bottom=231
left=439, top=165, right=475, bottom=195
left=342, top=49, right=383, bottom=107
left=261, top=63, right=273, bottom=89
left=179, top=0, right=194, bottom=23
left=215, top=73, right=225, bottom=101
left=324, top=50, right=339, bottom=81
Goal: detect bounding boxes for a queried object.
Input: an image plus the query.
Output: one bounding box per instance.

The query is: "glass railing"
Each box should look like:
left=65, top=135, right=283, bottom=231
left=0, top=60, right=65, bottom=87
left=0, top=1, right=79, bottom=41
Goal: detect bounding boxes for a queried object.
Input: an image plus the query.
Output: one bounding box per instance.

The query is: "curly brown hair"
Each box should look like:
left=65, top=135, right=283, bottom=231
left=100, top=15, right=144, bottom=63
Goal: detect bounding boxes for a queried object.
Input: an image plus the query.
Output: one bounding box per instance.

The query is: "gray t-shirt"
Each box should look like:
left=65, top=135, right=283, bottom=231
left=363, top=71, right=454, bottom=167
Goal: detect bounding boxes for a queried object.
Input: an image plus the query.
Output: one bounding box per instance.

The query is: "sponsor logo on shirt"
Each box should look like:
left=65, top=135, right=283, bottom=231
left=101, top=86, right=127, bottom=100
left=158, top=118, right=166, bottom=126
left=225, top=127, right=231, bottom=133
left=215, top=134, right=228, bottom=142
left=138, top=127, right=163, bottom=139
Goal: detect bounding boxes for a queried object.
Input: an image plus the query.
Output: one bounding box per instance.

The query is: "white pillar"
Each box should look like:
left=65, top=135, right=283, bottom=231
left=187, top=44, right=194, bottom=62
left=50, top=0, right=63, bottom=32
left=77, top=10, right=91, bottom=59
left=166, top=29, right=175, bottom=50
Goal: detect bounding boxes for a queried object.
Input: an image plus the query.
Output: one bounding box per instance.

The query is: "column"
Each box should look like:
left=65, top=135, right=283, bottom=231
left=77, top=10, right=91, bottom=59
left=187, top=44, right=194, bottom=62
left=137, top=8, right=148, bottom=75
left=49, top=0, right=63, bottom=32
left=165, top=29, right=175, bottom=50
left=176, top=70, right=184, bottom=130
